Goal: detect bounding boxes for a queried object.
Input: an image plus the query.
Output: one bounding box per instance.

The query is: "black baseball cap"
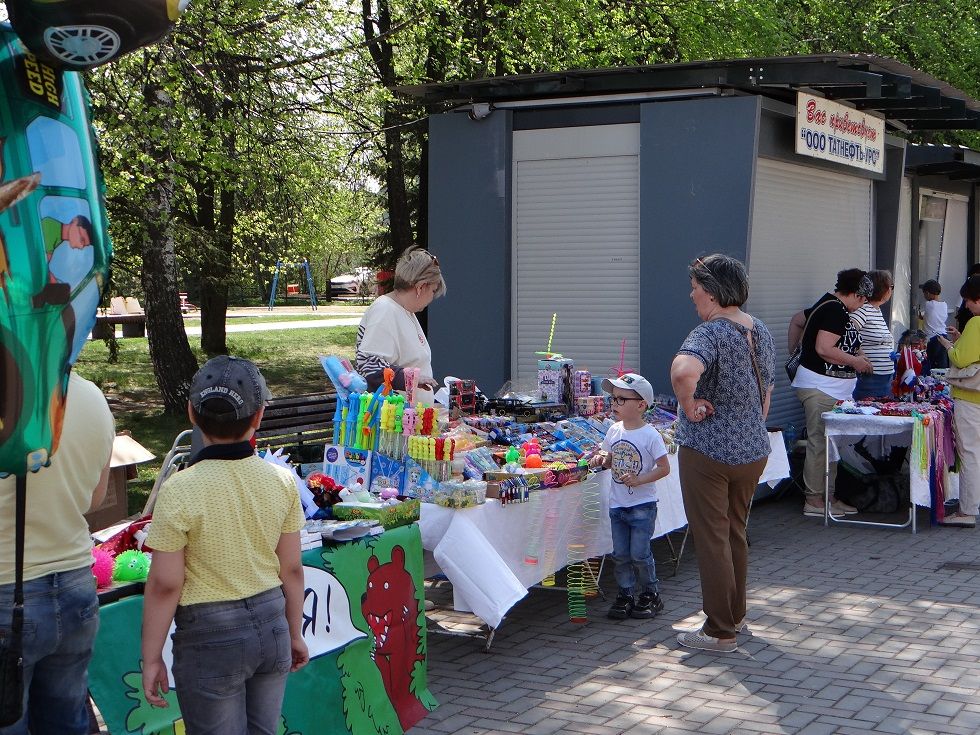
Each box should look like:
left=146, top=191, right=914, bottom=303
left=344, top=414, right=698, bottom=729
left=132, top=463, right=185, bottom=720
left=189, top=356, right=271, bottom=420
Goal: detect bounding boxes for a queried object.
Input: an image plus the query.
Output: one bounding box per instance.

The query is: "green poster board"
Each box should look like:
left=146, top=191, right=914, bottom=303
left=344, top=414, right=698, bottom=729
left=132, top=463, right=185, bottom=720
left=89, top=524, right=437, bottom=735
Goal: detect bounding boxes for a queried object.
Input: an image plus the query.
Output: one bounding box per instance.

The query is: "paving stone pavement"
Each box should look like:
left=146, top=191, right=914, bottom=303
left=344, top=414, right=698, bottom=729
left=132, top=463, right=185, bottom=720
left=413, top=494, right=980, bottom=735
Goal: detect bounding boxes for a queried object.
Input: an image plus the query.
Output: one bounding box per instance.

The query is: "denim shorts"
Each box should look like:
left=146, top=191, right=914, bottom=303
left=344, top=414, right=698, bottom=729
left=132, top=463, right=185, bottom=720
left=171, top=586, right=291, bottom=735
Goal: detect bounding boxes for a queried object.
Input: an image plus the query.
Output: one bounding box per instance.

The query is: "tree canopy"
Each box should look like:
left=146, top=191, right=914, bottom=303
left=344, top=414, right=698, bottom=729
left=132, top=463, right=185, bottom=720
left=53, top=0, right=980, bottom=410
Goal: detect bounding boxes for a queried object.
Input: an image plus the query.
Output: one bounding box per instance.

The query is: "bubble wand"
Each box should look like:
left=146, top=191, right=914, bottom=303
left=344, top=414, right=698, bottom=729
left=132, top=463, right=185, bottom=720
left=535, top=312, right=562, bottom=360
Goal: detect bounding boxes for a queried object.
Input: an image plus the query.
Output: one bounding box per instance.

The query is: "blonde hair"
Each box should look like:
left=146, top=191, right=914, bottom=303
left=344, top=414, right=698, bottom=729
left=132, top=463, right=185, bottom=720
left=393, top=247, right=447, bottom=298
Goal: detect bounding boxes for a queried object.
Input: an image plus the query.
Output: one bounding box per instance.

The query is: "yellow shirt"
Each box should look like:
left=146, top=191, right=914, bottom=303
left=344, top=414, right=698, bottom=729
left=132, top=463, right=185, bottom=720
left=146, top=454, right=305, bottom=605
left=949, top=316, right=980, bottom=405
left=0, top=373, right=115, bottom=584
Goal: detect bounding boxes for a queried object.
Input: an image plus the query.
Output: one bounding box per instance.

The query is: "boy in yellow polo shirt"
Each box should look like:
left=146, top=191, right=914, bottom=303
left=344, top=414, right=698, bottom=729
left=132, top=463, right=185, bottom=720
left=141, top=356, right=308, bottom=732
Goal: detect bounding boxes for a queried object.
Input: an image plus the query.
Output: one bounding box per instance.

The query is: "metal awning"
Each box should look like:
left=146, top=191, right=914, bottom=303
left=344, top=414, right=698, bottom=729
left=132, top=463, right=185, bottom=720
left=397, top=54, right=980, bottom=131
left=906, top=144, right=980, bottom=182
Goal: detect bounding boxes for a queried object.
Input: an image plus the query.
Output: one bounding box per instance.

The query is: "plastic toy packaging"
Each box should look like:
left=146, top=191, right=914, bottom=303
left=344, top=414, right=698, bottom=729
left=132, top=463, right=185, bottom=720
left=430, top=480, right=487, bottom=509
left=498, top=476, right=530, bottom=505
left=460, top=445, right=498, bottom=480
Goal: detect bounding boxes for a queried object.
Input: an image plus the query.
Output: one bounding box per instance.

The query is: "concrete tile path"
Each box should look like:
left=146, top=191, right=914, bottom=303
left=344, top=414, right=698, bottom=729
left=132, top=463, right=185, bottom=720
left=415, top=494, right=980, bottom=734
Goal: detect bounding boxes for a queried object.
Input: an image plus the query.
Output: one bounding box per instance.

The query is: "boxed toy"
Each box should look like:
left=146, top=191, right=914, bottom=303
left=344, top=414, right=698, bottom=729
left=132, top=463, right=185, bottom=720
left=322, top=444, right=372, bottom=489
left=537, top=357, right=573, bottom=402
left=369, top=453, right=406, bottom=495
left=402, top=457, right=439, bottom=500
left=332, top=499, right=421, bottom=529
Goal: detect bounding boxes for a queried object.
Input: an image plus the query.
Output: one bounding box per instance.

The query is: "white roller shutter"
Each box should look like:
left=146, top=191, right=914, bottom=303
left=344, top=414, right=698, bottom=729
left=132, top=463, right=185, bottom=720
left=891, top=177, right=913, bottom=340
left=512, top=125, right=640, bottom=385
left=747, top=157, right=872, bottom=429
left=937, top=195, right=969, bottom=303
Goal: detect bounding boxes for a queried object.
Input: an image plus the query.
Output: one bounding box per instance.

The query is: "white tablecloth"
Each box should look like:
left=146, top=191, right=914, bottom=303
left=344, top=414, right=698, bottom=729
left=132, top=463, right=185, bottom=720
left=822, top=412, right=956, bottom=508
left=420, top=432, right=790, bottom=628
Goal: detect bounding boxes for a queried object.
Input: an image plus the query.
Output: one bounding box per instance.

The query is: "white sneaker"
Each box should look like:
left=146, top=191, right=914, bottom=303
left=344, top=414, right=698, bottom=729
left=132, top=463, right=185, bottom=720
left=677, top=629, right=737, bottom=653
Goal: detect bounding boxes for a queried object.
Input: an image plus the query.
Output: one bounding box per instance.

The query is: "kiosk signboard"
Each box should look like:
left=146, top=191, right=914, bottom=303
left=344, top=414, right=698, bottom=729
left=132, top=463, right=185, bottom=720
left=795, top=91, right=885, bottom=174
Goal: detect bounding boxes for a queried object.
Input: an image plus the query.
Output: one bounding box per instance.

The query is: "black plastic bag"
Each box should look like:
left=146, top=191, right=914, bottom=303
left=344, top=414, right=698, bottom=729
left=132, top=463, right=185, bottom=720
left=0, top=627, right=24, bottom=727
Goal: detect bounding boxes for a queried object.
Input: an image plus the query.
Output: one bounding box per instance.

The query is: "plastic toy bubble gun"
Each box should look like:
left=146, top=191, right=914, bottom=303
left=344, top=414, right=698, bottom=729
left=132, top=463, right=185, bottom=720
left=319, top=355, right=367, bottom=400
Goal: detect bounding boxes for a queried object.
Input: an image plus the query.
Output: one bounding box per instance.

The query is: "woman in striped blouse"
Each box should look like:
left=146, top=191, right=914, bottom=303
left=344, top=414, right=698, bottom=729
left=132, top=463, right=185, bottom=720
left=850, top=269, right=895, bottom=400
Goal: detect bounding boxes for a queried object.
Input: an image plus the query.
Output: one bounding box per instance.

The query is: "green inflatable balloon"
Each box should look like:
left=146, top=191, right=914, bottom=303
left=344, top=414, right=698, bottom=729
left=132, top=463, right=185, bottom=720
left=0, top=24, right=112, bottom=476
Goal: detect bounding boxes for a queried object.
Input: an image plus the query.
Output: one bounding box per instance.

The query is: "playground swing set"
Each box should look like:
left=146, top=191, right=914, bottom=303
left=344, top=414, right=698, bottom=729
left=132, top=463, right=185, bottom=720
left=268, top=258, right=318, bottom=310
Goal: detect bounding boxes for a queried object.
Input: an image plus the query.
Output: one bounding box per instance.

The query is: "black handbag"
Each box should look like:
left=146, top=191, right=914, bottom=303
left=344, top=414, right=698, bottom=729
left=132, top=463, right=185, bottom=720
left=785, top=300, right=833, bottom=381
left=0, top=475, right=26, bottom=727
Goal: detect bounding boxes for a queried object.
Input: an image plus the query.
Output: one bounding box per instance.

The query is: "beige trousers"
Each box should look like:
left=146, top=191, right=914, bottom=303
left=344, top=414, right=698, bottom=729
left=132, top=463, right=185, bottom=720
left=796, top=388, right=841, bottom=504
left=954, top=399, right=980, bottom=516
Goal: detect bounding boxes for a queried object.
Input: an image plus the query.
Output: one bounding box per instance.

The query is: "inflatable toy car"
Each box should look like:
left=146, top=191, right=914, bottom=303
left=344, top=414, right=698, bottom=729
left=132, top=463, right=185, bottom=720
left=6, top=0, right=188, bottom=70
left=0, top=24, right=111, bottom=475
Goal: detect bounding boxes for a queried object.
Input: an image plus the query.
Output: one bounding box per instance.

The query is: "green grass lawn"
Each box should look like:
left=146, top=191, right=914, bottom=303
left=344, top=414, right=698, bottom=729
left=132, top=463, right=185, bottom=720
left=74, top=325, right=357, bottom=514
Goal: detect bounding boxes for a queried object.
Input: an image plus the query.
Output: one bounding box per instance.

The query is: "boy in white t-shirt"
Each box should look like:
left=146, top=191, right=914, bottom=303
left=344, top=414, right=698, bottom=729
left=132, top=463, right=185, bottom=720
left=590, top=373, right=670, bottom=620
left=920, top=279, right=950, bottom=370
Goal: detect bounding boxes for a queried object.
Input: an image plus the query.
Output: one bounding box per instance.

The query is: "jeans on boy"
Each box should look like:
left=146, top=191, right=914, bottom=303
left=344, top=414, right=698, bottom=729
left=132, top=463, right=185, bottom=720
left=0, top=566, right=99, bottom=735
left=609, top=501, right=659, bottom=595
left=172, top=587, right=292, bottom=735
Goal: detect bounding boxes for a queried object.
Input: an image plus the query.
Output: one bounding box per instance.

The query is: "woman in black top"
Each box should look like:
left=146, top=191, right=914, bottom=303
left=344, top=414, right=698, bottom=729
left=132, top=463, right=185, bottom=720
left=788, top=269, right=873, bottom=518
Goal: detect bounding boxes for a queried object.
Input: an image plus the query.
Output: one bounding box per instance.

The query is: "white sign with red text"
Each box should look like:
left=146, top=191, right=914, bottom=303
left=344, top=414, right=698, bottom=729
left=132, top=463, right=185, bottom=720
left=795, top=91, right=885, bottom=174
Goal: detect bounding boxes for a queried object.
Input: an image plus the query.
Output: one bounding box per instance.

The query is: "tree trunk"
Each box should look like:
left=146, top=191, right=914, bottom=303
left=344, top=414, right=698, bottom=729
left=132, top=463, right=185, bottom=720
left=141, top=78, right=199, bottom=415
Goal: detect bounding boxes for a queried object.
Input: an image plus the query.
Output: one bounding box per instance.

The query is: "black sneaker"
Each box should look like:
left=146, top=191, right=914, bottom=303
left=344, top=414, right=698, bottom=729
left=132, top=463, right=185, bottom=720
left=632, top=592, right=664, bottom=619
left=607, top=593, right=634, bottom=619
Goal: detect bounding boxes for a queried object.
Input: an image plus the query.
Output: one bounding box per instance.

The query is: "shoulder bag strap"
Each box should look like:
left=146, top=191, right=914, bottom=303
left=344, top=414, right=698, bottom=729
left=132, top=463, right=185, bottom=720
left=12, top=475, right=25, bottom=650
left=799, top=298, right=836, bottom=347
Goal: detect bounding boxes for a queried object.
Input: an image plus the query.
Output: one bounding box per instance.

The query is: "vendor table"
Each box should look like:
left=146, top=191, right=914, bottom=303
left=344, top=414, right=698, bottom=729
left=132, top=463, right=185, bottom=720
left=88, top=524, right=436, bottom=735
left=420, top=432, right=789, bottom=637
left=822, top=411, right=956, bottom=533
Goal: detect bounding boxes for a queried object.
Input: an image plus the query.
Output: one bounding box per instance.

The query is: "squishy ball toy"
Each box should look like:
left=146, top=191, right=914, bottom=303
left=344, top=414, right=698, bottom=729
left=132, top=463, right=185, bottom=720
left=113, top=549, right=150, bottom=582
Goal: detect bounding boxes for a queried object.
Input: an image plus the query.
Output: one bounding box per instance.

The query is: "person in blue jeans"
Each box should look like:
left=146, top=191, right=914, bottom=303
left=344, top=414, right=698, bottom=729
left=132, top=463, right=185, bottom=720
left=142, top=357, right=308, bottom=734
left=590, top=373, right=670, bottom=619
left=0, top=373, right=115, bottom=735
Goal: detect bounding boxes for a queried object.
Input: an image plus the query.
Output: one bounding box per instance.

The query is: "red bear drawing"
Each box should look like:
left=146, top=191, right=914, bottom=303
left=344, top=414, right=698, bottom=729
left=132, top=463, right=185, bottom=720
left=362, top=545, right=428, bottom=731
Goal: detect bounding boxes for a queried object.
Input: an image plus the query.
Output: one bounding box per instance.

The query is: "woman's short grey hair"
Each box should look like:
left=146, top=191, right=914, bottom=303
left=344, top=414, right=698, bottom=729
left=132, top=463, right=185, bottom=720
left=393, top=247, right=447, bottom=297
left=689, top=254, right=750, bottom=307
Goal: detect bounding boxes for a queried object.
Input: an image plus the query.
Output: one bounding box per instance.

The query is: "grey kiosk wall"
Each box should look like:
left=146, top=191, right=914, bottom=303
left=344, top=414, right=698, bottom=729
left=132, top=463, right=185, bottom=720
left=427, top=92, right=898, bottom=429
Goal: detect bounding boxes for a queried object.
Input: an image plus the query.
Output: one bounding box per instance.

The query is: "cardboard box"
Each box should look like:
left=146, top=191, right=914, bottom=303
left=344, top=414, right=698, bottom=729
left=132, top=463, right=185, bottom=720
left=322, top=444, right=372, bottom=489
left=85, top=434, right=154, bottom=533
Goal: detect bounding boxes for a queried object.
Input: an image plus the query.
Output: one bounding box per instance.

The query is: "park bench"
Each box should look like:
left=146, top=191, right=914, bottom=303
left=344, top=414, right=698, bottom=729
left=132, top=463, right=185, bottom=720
left=254, top=391, right=337, bottom=459
left=91, top=296, right=146, bottom=339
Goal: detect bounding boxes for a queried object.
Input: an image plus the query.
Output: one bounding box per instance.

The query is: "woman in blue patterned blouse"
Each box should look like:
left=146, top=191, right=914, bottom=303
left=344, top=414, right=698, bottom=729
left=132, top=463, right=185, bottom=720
left=670, top=254, right=775, bottom=654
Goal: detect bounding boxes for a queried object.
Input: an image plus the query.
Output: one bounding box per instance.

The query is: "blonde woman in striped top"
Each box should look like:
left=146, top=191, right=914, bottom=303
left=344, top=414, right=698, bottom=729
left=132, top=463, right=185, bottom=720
left=850, top=270, right=895, bottom=400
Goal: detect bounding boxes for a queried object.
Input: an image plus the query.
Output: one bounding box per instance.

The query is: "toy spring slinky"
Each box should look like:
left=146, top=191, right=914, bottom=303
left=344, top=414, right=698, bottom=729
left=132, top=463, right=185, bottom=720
left=523, top=490, right=544, bottom=566
left=566, top=477, right=601, bottom=623
left=538, top=491, right=560, bottom=586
